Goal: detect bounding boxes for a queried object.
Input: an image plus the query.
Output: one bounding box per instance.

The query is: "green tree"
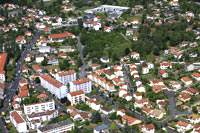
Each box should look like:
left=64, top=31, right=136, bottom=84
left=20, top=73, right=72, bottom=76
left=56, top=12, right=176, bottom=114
left=91, top=112, right=102, bottom=124
left=35, top=77, right=40, bottom=83
left=109, top=122, right=117, bottom=131
left=41, top=57, right=48, bottom=66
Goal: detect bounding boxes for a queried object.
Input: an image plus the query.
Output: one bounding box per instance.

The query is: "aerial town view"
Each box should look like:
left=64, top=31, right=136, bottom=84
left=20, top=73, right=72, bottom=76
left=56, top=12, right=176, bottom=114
left=0, top=0, right=200, bottom=132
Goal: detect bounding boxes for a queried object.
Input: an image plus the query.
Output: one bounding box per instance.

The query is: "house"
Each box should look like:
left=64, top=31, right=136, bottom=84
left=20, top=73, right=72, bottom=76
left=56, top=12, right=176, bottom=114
left=25, top=54, right=33, bottom=62
left=123, top=94, right=132, bottom=101
left=86, top=98, right=100, bottom=111
left=134, top=93, right=142, bottom=100
left=169, top=46, right=179, bottom=54
left=12, top=101, right=20, bottom=110
left=191, top=72, right=200, bottom=81
left=94, top=124, right=109, bottom=133
left=176, top=121, right=193, bottom=133
left=104, top=26, right=111, bottom=32
left=112, top=78, right=123, bottom=86
left=131, top=52, right=140, bottom=60
left=147, top=62, right=154, bottom=69
left=134, top=98, right=148, bottom=108
left=38, top=46, right=51, bottom=53
left=185, top=63, right=194, bottom=72
left=16, top=36, right=26, bottom=48
left=117, top=109, right=126, bottom=117
left=114, top=69, right=123, bottom=77
left=100, top=106, right=115, bottom=115
left=139, top=124, right=155, bottom=133
left=179, top=92, right=191, bottom=102
left=32, top=65, right=42, bottom=73
left=169, top=81, right=181, bottom=90
left=141, top=107, right=153, bottom=115
left=135, top=78, right=142, bottom=87
left=119, top=88, right=127, bottom=97
left=142, top=67, right=149, bottom=74
left=149, top=79, right=164, bottom=86
left=186, top=87, right=198, bottom=95
left=188, top=114, right=200, bottom=124
left=122, top=115, right=142, bottom=126
left=91, top=64, right=100, bottom=71
left=160, top=62, right=172, bottom=69
left=156, top=100, right=166, bottom=109
left=159, top=70, right=168, bottom=78
left=10, top=111, right=27, bottom=133
left=37, top=120, right=74, bottom=133
left=186, top=11, right=194, bottom=17
left=100, top=57, right=109, bottom=63
left=133, top=36, right=138, bottom=41
left=67, top=90, right=85, bottom=105
left=126, top=29, right=133, bottom=36
left=174, top=53, right=182, bottom=60
left=150, top=109, right=165, bottom=119
left=35, top=55, right=44, bottom=63
left=83, top=21, right=101, bottom=31
left=181, top=77, right=193, bottom=86
left=48, top=32, right=75, bottom=42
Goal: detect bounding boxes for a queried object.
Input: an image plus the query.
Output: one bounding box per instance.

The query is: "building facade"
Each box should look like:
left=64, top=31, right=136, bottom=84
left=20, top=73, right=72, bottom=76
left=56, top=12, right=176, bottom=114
left=55, top=70, right=76, bottom=85
left=69, top=78, right=92, bottom=93
left=40, top=74, right=68, bottom=99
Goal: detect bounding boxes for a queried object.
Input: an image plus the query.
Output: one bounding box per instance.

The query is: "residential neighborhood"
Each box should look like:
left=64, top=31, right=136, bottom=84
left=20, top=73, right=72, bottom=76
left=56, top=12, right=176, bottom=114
left=0, top=0, right=200, bottom=133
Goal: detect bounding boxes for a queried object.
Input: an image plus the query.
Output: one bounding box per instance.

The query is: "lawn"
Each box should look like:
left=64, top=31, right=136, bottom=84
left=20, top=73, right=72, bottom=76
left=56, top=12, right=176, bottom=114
left=83, top=123, right=99, bottom=130
left=42, top=65, right=58, bottom=70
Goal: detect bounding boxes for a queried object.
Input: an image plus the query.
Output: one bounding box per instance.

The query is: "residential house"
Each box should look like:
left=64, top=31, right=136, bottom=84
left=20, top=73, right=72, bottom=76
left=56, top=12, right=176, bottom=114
left=186, top=87, right=198, bottom=95
left=122, top=115, right=142, bottom=126
left=179, top=92, right=191, bottom=102
left=117, top=109, right=126, bottom=117
left=191, top=72, right=200, bottom=81
left=160, top=62, right=172, bottom=69
left=188, top=114, right=200, bottom=124
left=100, top=106, right=115, bottom=115
left=139, top=124, right=155, bottom=133
left=181, top=77, right=193, bottom=86
left=169, top=81, right=181, bottom=90
left=150, top=109, right=165, bottom=119
left=86, top=98, right=100, bottom=111
left=134, top=98, right=148, bottom=108
left=142, top=67, right=149, bottom=74
left=159, top=70, right=168, bottom=78
left=176, top=121, right=193, bottom=133
left=131, top=52, right=140, bottom=60
left=83, top=21, right=101, bottom=31
left=185, top=63, right=194, bottom=72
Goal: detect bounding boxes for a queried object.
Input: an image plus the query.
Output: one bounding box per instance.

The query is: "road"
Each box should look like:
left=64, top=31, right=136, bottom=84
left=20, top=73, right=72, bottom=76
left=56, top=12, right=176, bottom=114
left=0, top=28, right=43, bottom=132
left=76, top=36, right=87, bottom=79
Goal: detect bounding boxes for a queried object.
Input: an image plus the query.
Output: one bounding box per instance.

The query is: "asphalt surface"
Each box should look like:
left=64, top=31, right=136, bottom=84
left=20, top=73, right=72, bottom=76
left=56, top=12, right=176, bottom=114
left=0, top=28, right=43, bottom=132
left=76, top=36, right=87, bottom=79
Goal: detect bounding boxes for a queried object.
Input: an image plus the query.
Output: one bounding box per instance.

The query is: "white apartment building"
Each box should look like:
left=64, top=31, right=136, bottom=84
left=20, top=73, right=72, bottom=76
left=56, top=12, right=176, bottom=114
left=0, top=53, right=7, bottom=83
left=69, top=78, right=92, bottom=93
left=37, top=120, right=74, bottom=133
left=23, top=100, right=55, bottom=115
left=55, top=70, right=76, bottom=85
left=67, top=90, right=85, bottom=105
left=40, top=74, right=68, bottom=99
left=10, top=111, right=28, bottom=133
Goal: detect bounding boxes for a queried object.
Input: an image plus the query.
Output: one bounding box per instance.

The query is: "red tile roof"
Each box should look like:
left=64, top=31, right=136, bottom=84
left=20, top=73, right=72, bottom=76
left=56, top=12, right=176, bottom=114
left=11, top=111, right=25, bottom=124
left=122, top=115, right=140, bottom=125
left=192, top=72, right=200, bottom=78
left=145, top=124, right=155, bottom=130
left=70, top=90, right=84, bottom=96
left=49, top=32, right=74, bottom=39
left=182, top=77, right=192, bottom=82
left=58, top=70, right=75, bottom=76
left=177, top=121, right=189, bottom=127
left=41, top=74, right=63, bottom=88
left=72, top=78, right=91, bottom=85
left=186, top=87, right=198, bottom=94
left=0, top=53, right=7, bottom=74
left=37, top=93, right=48, bottom=99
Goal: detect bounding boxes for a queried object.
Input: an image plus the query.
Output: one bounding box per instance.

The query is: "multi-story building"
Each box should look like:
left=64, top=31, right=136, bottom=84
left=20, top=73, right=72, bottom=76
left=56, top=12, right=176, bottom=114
left=67, top=90, right=85, bottom=105
left=10, top=111, right=28, bottom=133
left=0, top=53, right=7, bottom=83
left=37, top=120, right=74, bottom=133
left=40, top=74, right=68, bottom=99
left=23, top=100, right=55, bottom=115
left=48, top=32, right=75, bottom=42
left=69, top=78, right=92, bottom=93
left=55, top=70, right=76, bottom=85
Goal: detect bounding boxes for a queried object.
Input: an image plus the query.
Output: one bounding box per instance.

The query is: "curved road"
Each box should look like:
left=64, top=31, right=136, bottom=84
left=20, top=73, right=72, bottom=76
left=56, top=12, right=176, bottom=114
left=0, top=28, right=43, bottom=132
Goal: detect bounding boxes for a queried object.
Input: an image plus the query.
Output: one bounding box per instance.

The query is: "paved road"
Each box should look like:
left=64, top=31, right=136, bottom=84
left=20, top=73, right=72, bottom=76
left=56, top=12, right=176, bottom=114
left=0, top=28, right=43, bottom=132
left=76, top=36, right=87, bottom=79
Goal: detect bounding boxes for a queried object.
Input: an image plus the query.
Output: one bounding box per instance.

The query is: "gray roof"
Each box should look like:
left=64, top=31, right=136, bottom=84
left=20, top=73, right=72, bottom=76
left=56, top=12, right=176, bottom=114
left=38, top=120, right=74, bottom=132
left=94, top=124, right=109, bottom=131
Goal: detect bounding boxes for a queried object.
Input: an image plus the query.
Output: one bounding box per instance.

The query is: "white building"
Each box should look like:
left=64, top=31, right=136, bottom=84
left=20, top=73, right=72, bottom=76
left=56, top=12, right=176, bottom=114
left=38, top=46, right=51, bottom=53
left=86, top=98, right=101, bottom=111
left=40, top=74, right=68, bottom=99
left=69, top=78, right=92, bottom=93
left=55, top=70, right=76, bottom=85
left=37, top=120, right=74, bottom=133
left=10, top=111, right=27, bottom=133
left=131, top=52, right=140, bottom=60
left=23, top=100, right=55, bottom=115
left=67, top=90, right=85, bottom=105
